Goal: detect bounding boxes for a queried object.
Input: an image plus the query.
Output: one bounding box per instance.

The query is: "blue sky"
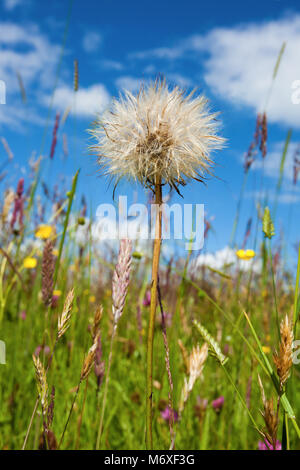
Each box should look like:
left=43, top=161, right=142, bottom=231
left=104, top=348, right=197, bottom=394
left=1, top=0, right=300, bottom=262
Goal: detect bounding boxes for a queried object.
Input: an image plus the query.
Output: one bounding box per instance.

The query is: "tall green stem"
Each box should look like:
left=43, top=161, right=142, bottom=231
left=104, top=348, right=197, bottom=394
left=146, top=177, right=162, bottom=449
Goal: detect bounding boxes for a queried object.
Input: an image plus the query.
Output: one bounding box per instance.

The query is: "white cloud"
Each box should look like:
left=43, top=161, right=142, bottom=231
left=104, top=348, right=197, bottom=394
left=130, top=45, right=184, bottom=61
left=0, top=22, right=63, bottom=129
left=49, top=84, right=110, bottom=118
left=82, top=31, right=102, bottom=53
left=200, top=17, right=300, bottom=127
left=190, top=246, right=261, bottom=275
left=0, top=22, right=60, bottom=93
left=244, top=139, right=300, bottom=204
left=115, top=76, right=142, bottom=93
left=167, top=73, right=193, bottom=88
left=0, top=104, right=42, bottom=130
left=3, top=0, right=23, bottom=10
left=252, top=140, right=298, bottom=181
left=0, top=22, right=109, bottom=128
left=245, top=189, right=300, bottom=205
left=131, top=14, right=300, bottom=127
left=101, top=60, right=123, bottom=71
left=275, top=192, right=300, bottom=204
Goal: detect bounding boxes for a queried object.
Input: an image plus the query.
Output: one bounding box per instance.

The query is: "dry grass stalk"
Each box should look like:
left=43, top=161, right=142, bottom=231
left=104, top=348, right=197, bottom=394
left=258, top=375, right=279, bottom=448
left=94, top=333, right=105, bottom=389
left=112, top=239, right=132, bottom=324
left=1, top=137, right=14, bottom=160
left=92, top=305, right=103, bottom=340
left=47, top=386, right=55, bottom=429
left=157, top=281, right=174, bottom=443
left=273, top=315, right=293, bottom=388
left=32, top=354, right=48, bottom=419
left=57, top=289, right=74, bottom=339
left=81, top=332, right=100, bottom=381
left=59, top=331, right=100, bottom=449
left=260, top=112, right=268, bottom=158
left=23, top=290, right=75, bottom=450
left=74, top=59, right=79, bottom=92
left=96, top=239, right=132, bottom=450
left=178, top=339, right=190, bottom=375
left=2, top=189, right=15, bottom=225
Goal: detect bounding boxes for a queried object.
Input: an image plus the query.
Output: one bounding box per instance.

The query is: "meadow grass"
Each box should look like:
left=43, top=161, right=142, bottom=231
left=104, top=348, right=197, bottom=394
left=0, top=29, right=299, bottom=450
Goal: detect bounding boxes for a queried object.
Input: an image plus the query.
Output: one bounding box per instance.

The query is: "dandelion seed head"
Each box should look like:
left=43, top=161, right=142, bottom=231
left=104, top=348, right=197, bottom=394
left=90, top=79, right=225, bottom=191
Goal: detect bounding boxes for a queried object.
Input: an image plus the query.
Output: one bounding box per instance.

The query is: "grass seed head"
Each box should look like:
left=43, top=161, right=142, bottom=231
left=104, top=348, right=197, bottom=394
left=92, top=305, right=103, bottom=340
left=2, top=189, right=15, bottom=225
left=32, top=354, right=48, bottom=417
left=81, top=332, right=100, bottom=381
left=112, top=239, right=132, bottom=324
left=178, top=343, right=208, bottom=417
left=273, top=315, right=293, bottom=387
left=42, top=240, right=55, bottom=306
left=57, top=289, right=74, bottom=339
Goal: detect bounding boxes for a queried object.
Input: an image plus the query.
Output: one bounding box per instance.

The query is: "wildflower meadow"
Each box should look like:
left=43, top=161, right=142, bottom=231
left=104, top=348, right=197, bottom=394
left=1, top=0, right=300, bottom=453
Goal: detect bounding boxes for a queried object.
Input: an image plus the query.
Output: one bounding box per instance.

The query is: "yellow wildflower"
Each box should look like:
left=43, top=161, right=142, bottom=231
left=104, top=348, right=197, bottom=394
left=53, top=290, right=62, bottom=297
left=236, top=249, right=256, bottom=260
left=52, top=249, right=59, bottom=257
left=89, top=295, right=96, bottom=303
left=35, top=224, right=53, bottom=240
left=262, top=346, right=271, bottom=354
left=23, top=257, right=37, bottom=269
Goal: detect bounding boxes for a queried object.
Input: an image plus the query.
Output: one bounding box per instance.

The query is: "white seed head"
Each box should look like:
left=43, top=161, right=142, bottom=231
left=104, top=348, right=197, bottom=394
left=90, top=79, right=225, bottom=191
left=178, top=343, right=208, bottom=417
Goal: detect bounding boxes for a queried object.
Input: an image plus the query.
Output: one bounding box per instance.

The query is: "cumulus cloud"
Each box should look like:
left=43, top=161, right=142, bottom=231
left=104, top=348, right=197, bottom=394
left=48, top=84, right=111, bottom=118
left=115, top=76, right=142, bottom=93
left=0, top=22, right=60, bottom=91
left=131, top=14, right=300, bottom=127
left=0, top=104, right=42, bottom=130
left=190, top=246, right=261, bottom=275
left=101, top=59, right=123, bottom=71
left=0, top=22, right=110, bottom=126
left=3, top=0, right=23, bottom=10
left=200, top=17, right=300, bottom=127
left=245, top=188, right=300, bottom=205
left=0, top=21, right=61, bottom=128
left=252, top=140, right=298, bottom=181
left=82, top=31, right=102, bottom=53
